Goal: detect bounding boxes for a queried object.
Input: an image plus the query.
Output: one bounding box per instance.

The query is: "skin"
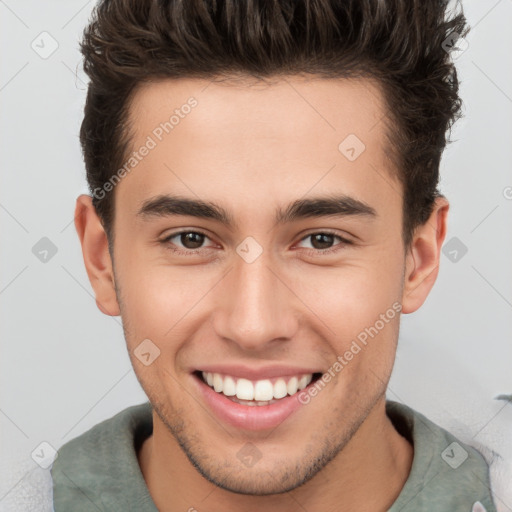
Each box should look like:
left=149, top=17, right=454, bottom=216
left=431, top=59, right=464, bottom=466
left=75, top=75, right=449, bottom=512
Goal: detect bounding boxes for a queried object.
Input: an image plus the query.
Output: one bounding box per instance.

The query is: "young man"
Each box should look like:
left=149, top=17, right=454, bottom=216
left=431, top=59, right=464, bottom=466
left=51, top=0, right=498, bottom=510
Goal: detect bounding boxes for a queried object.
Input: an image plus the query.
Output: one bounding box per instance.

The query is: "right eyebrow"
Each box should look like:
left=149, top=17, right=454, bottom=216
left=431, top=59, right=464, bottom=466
left=137, top=195, right=235, bottom=225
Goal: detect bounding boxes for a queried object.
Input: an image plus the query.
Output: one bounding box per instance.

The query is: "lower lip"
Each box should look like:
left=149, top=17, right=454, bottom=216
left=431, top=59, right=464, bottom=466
left=193, top=373, right=311, bottom=431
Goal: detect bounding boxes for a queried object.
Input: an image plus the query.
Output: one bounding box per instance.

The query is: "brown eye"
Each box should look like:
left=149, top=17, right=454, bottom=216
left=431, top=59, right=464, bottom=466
left=309, top=233, right=336, bottom=250
left=161, top=230, right=215, bottom=254
left=296, top=231, right=352, bottom=255
left=179, top=232, right=205, bottom=249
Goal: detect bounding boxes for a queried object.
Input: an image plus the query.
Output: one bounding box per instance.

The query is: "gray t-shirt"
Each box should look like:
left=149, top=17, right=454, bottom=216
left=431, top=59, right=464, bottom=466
left=51, top=400, right=497, bottom=511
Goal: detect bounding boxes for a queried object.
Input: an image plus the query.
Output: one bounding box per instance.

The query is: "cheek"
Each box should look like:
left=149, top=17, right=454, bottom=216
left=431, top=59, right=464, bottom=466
left=294, top=256, right=402, bottom=324
left=115, top=259, right=219, bottom=345
left=290, top=252, right=403, bottom=362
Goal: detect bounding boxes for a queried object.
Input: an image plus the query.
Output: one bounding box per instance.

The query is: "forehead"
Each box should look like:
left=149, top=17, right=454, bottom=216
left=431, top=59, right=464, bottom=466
left=128, top=75, right=388, bottom=149
left=119, top=75, right=399, bottom=224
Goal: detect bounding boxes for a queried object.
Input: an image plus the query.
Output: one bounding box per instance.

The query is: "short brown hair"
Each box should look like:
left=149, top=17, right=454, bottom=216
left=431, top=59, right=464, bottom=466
left=79, top=0, right=469, bottom=248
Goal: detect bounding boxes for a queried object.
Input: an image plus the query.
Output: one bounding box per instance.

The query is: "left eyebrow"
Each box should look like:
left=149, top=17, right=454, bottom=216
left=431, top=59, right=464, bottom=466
left=275, top=195, right=377, bottom=223
left=136, top=193, right=377, bottom=229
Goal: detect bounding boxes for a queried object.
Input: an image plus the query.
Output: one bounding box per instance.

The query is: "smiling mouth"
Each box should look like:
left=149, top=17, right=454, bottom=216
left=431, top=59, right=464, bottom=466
left=195, top=370, right=323, bottom=406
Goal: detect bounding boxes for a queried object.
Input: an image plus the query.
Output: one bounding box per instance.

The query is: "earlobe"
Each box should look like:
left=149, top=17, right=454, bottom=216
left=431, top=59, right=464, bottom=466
left=401, top=196, right=449, bottom=314
left=74, top=194, right=121, bottom=316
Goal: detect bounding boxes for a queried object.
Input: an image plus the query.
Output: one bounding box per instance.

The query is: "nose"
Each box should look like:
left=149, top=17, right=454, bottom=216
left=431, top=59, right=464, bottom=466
left=212, top=250, right=299, bottom=352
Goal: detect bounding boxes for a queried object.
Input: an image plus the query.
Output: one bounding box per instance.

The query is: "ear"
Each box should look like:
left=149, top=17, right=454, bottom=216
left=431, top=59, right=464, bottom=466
left=74, top=194, right=120, bottom=316
left=401, top=196, right=449, bottom=314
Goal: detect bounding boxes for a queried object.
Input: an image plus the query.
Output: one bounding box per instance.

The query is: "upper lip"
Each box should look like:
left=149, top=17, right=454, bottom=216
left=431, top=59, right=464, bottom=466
left=194, top=364, right=322, bottom=381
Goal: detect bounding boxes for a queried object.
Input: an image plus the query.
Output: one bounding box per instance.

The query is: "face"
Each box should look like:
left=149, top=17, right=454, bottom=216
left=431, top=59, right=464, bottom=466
left=81, top=75, right=442, bottom=495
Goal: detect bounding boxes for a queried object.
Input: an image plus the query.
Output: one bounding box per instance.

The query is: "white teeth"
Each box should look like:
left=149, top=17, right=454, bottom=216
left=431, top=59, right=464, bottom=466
left=254, top=380, right=274, bottom=401
left=287, top=376, right=299, bottom=395
left=213, top=373, right=223, bottom=393
left=201, top=371, right=315, bottom=403
left=223, top=376, right=236, bottom=396
left=236, top=378, right=254, bottom=400
left=298, top=374, right=313, bottom=390
left=230, top=396, right=276, bottom=406
left=273, top=379, right=288, bottom=399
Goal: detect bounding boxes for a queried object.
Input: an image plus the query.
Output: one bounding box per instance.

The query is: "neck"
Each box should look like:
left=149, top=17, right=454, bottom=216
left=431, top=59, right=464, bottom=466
left=138, top=397, right=413, bottom=512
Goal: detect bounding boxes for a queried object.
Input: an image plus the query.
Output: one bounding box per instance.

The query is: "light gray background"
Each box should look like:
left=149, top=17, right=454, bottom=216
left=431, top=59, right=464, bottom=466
left=1, top=0, right=511, bottom=507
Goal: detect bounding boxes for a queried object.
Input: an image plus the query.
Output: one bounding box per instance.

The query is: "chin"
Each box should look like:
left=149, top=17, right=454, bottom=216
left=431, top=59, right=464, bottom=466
left=192, top=462, right=311, bottom=496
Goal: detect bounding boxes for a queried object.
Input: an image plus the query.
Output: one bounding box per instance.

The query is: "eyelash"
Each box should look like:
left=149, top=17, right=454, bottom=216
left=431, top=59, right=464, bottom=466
left=160, top=229, right=353, bottom=257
